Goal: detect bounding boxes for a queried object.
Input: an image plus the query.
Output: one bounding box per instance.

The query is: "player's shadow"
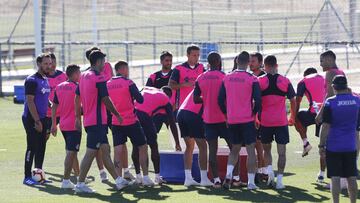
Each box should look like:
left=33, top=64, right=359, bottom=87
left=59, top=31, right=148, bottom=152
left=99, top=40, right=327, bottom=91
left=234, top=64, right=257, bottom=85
left=196, top=185, right=330, bottom=203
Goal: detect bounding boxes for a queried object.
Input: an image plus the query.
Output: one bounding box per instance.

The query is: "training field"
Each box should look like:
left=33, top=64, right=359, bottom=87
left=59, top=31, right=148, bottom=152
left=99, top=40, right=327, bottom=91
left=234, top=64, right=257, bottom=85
left=0, top=97, right=359, bottom=203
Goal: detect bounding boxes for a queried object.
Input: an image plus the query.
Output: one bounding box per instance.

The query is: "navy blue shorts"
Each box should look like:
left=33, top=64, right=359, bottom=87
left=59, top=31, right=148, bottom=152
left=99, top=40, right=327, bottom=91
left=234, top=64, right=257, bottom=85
left=111, top=122, right=147, bottom=147
left=85, top=125, right=109, bottom=149
left=297, top=110, right=321, bottom=137
left=260, top=125, right=289, bottom=144
left=204, top=122, right=229, bottom=141
left=152, top=113, right=169, bottom=133
left=326, top=150, right=358, bottom=178
left=177, top=110, right=205, bottom=139
left=62, top=131, right=82, bottom=152
left=228, top=122, right=257, bottom=145
left=136, top=111, right=157, bottom=145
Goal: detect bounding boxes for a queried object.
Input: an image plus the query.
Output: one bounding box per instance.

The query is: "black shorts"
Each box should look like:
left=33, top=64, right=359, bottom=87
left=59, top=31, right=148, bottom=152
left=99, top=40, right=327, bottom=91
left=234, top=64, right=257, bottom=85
left=44, top=117, right=60, bottom=135
left=177, top=110, right=205, bottom=139
left=152, top=113, right=169, bottom=133
left=62, top=131, right=82, bottom=152
left=297, top=110, right=321, bottom=137
left=204, top=122, right=229, bottom=141
left=111, top=122, right=147, bottom=147
left=85, top=125, right=108, bottom=149
left=326, top=150, right=358, bottom=178
left=260, top=125, right=289, bottom=144
left=136, top=111, right=158, bottom=145
left=107, top=110, right=112, bottom=129
left=228, top=122, right=257, bottom=145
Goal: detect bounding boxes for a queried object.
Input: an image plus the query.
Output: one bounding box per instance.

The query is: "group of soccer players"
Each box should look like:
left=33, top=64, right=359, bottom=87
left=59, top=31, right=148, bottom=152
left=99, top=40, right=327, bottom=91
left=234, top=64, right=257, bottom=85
left=22, top=44, right=358, bottom=202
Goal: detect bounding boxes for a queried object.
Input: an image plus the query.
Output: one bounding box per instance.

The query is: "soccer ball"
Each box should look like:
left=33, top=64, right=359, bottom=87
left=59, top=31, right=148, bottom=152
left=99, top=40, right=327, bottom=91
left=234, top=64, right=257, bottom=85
left=32, top=168, right=46, bottom=183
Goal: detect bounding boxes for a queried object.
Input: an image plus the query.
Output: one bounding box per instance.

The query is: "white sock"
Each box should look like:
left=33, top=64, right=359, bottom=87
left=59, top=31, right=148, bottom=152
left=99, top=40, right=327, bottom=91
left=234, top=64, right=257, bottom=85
left=155, top=173, right=160, bottom=179
left=267, top=165, right=273, bottom=175
left=99, top=169, right=105, bottom=174
left=76, top=176, right=79, bottom=182
left=226, top=165, right=234, bottom=179
left=200, top=170, right=208, bottom=181
left=277, top=174, right=283, bottom=184
left=115, top=176, right=123, bottom=183
left=319, top=170, right=325, bottom=177
left=257, top=168, right=262, bottom=174
left=123, top=168, right=130, bottom=173
left=302, top=138, right=308, bottom=146
left=136, top=173, right=142, bottom=179
left=214, top=177, right=221, bottom=183
left=248, top=173, right=255, bottom=185
left=185, top=169, right=193, bottom=180
left=143, top=175, right=149, bottom=180
left=233, top=175, right=240, bottom=181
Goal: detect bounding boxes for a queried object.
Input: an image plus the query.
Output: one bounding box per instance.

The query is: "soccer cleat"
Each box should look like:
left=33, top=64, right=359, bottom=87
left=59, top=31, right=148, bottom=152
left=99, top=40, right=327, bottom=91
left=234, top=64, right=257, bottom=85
left=302, top=142, right=312, bottom=157
left=123, top=171, right=136, bottom=181
left=74, top=184, right=95, bottom=193
left=200, top=178, right=213, bottom=187
left=23, top=177, right=40, bottom=186
left=184, top=179, right=200, bottom=187
left=232, top=179, right=243, bottom=187
left=116, top=178, right=129, bottom=190
left=267, top=173, right=276, bottom=187
left=316, top=175, right=325, bottom=183
left=247, top=183, right=259, bottom=190
left=61, top=180, right=75, bottom=189
left=222, top=178, right=232, bottom=190
left=100, top=171, right=108, bottom=182
left=155, top=176, right=167, bottom=185
left=142, top=176, right=155, bottom=187
left=276, top=182, right=285, bottom=190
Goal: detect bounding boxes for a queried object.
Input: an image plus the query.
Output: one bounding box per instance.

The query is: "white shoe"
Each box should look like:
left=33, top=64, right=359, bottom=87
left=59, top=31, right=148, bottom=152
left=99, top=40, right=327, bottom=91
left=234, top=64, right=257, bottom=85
left=124, top=171, right=136, bottom=181
left=61, top=180, right=75, bottom=189
left=302, top=142, right=312, bottom=157
left=100, top=171, right=108, bottom=182
left=276, top=182, right=285, bottom=190
left=142, top=176, right=155, bottom=186
left=200, top=178, right=213, bottom=187
left=247, top=183, right=259, bottom=190
left=116, top=177, right=129, bottom=190
left=155, top=176, right=167, bottom=185
left=135, top=176, right=143, bottom=185
left=74, top=184, right=95, bottom=193
left=184, top=179, right=200, bottom=187
left=267, top=173, right=275, bottom=187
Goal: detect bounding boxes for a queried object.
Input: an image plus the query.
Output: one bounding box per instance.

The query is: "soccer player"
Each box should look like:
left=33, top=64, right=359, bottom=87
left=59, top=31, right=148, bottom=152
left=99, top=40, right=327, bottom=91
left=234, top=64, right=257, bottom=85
left=319, top=75, right=359, bottom=203
left=146, top=51, right=175, bottom=132
left=218, top=51, right=261, bottom=190
left=177, top=90, right=213, bottom=187
left=193, top=52, right=237, bottom=188
left=50, top=64, right=81, bottom=189
left=258, top=55, right=296, bottom=189
left=74, top=50, right=127, bottom=193
left=134, top=86, right=181, bottom=185
left=45, top=53, right=67, bottom=140
left=107, top=60, right=151, bottom=186
left=22, top=53, right=51, bottom=185
left=169, top=45, right=205, bottom=110
left=294, top=68, right=325, bottom=158
left=249, top=52, right=267, bottom=181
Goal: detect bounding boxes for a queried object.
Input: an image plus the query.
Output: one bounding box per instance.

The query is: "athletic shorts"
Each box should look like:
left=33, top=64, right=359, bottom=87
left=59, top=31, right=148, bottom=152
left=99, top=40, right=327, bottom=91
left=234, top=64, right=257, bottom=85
left=260, top=125, right=289, bottom=144
left=136, top=111, right=157, bottom=145
left=204, top=122, right=229, bottom=141
left=177, top=110, right=205, bottom=139
left=152, top=113, right=169, bottom=133
left=62, top=131, right=82, bottom=152
left=297, top=110, right=321, bottom=137
left=111, top=122, right=147, bottom=147
left=228, top=122, right=257, bottom=145
left=326, top=150, right=358, bottom=178
left=85, top=125, right=108, bottom=149
left=44, top=117, right=60, bottom=135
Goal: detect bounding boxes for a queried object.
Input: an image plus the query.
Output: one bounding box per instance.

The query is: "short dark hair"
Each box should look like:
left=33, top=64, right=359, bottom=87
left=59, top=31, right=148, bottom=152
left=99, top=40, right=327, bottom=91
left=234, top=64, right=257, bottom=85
left=207, top=52, right=221, bottom=68
left=250, top=52, right=263, bottom=63
left=89, top=50, right=106, bottom=66
left=332, top=75, right=348, bottom=90
left=48, top=52, right=56, bottom=60
left=303, top=67, right=318, bottom=77
left=237, top=51, right=250, bottom=65
left=320, top=50, right=336, bottom=60
left=66, top=64, right=80, bottom=77
left=264, top=55, right=277, bottom=67
left=114, top=60, right=128, bottom=71
left=160, top=51, right=173, bottom=61
left=161, top=86, right=172, bottom=98
left=186, top=44, right=200, bottom=55
left=85, top=46, right=100, bottom=60
left=232, top=56, right=238, bottom=71
left=36, top=53, right=51, bottom=64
